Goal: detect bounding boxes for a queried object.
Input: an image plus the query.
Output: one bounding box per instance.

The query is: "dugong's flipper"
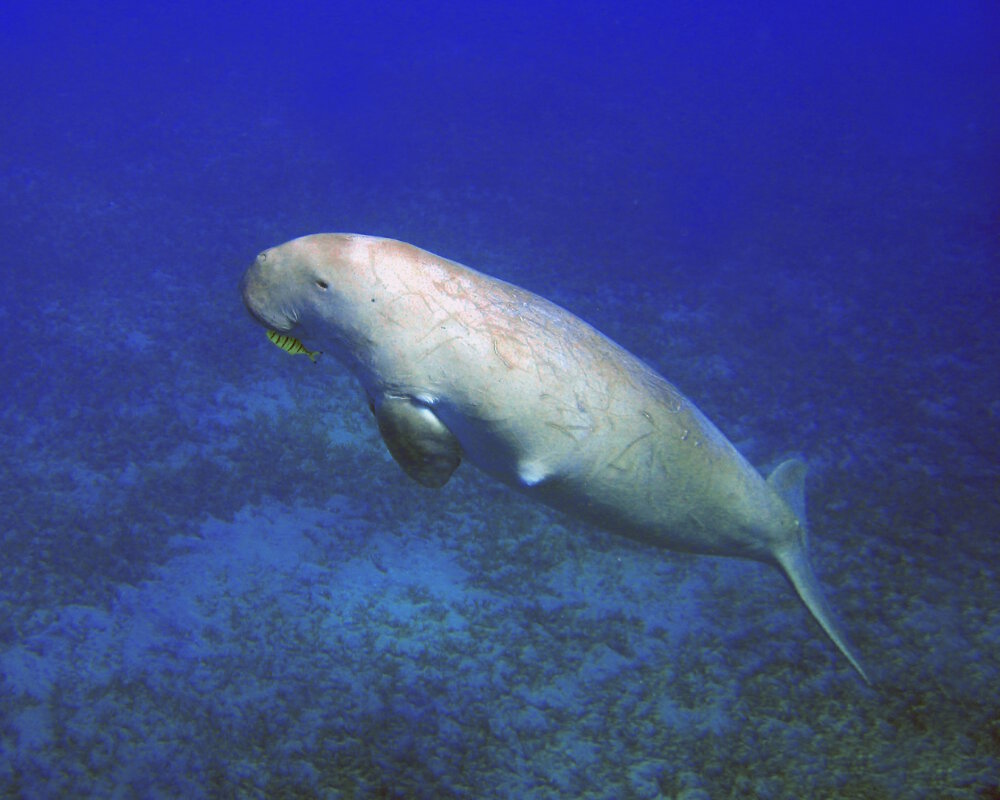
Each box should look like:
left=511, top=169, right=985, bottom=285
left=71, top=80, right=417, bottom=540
left=768, top=460, right=871, bottom=684
left=373, top=395, right=463, bottom=488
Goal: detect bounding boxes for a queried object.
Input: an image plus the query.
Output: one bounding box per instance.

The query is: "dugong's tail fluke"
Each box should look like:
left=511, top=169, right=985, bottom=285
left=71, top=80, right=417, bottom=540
left=776, top=546, right=871, bottom=684
left=767, top=460, right=870, bottom=684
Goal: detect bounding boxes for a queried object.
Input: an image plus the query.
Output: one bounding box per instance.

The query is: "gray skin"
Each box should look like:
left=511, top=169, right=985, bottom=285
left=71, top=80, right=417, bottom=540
left=241, top=233, right=869, bottom=683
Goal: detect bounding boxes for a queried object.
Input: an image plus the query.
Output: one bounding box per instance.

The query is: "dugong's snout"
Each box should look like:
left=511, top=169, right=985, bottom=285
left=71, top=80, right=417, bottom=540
left=239, top=267, right=270, bottom=328
left=241, top=251, right=298, bottom=332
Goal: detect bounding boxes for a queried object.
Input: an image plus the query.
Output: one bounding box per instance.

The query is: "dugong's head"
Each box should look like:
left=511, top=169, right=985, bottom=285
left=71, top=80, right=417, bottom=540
left=241, top=233, right=388, bottom=361
left=240, top=233, right=412, bottom=383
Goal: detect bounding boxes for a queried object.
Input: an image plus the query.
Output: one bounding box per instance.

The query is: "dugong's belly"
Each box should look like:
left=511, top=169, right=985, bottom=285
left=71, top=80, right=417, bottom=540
left=433, top=375, right=759, bottom=557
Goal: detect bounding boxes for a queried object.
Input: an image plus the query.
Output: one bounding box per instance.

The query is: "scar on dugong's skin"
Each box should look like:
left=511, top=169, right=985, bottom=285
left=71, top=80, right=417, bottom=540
left=241, top=233, right=870, bottom=684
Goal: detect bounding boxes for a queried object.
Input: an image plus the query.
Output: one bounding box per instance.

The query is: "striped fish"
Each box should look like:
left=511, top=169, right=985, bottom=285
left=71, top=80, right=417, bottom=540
left=266, top=330, right=321, bottom=363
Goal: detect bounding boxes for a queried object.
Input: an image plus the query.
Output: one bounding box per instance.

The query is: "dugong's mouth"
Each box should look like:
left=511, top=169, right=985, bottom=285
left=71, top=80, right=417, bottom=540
left=240, top=270, right=299, bottom=333
left=243, top=300, right=293, bottom=333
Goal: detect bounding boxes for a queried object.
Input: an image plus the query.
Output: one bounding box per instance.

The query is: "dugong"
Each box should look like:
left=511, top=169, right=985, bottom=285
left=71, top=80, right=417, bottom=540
left=241, top=233, right=869, bottom=683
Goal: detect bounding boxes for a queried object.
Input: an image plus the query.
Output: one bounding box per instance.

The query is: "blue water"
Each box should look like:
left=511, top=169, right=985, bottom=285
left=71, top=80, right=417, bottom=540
left=2, top=2, right=998, bottom=797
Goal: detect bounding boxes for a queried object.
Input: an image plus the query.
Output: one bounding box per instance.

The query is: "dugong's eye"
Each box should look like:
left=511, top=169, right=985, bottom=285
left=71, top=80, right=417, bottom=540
left=315, top=280, right=329, bottom=290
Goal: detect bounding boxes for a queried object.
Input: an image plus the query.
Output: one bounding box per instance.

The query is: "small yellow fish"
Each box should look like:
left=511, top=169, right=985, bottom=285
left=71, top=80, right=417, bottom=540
left=266, top=330, right=321, bottom=363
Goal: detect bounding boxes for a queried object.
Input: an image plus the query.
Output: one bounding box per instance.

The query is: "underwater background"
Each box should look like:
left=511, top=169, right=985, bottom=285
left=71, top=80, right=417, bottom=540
left=1, top=1, right=998, bottom=798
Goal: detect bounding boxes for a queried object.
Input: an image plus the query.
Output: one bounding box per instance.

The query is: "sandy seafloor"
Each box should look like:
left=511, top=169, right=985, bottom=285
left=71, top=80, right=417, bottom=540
left=1, top=8, right=999, bottom=800
left=2, top=162, right=997, bottom=798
